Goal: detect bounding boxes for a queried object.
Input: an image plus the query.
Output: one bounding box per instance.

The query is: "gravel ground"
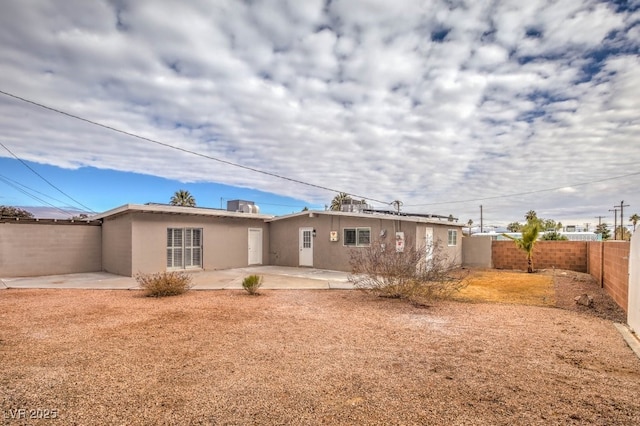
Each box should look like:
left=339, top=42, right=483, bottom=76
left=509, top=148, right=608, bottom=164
left=1, top=276, right=639, bottom=425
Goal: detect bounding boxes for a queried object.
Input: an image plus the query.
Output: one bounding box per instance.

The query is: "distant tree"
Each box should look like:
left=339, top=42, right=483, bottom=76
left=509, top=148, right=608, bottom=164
left=503, top=219, right=541, bottom=273
left=506, top=222, right=522, bottom=232
left=540, top=219, right=562, bottom=231
left=595, top=223, right=611, bottom=240
left=170, top=190, right=196, bottom=207
left=525, top=210, right=537, bottom=222
left=330, top=192, right=350, bottom=211
left=301, top=206, right=309, bottom=212
left=0, top=205, right=34, bottom=219
left=71, top=213, right=89, bottom=220
left=630, top=213, right=639, bottom=232
left=616, top=226, right=632, bottom=241
left=466, top=219, right=473, bottom=236
left=540, top=230, right=568, bottom=241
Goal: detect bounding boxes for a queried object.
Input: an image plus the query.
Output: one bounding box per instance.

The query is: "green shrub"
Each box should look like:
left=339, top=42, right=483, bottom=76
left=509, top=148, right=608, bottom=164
left=135, top=271, right=193, bottom=297
left=242, top=274, right=263, bottom=295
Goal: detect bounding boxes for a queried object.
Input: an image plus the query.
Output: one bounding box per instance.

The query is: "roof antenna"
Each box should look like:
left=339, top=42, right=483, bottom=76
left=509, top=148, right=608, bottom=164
left=391, top=200, right=403, bottom=214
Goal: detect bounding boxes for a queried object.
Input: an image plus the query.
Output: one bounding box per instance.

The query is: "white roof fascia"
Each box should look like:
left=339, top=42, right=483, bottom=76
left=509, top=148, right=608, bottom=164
left=266, top=210, right=464, bottom=227
left=91, top=204, right=274, bottom=221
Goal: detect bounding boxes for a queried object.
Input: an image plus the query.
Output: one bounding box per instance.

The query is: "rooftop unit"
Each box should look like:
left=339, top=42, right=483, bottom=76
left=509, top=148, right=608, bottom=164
left=226, top=199, right=260, bottom=214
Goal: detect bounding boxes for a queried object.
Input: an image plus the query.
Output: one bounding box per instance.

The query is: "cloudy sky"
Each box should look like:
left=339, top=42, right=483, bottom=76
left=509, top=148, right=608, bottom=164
left=1, top=0, right=639, bottom=228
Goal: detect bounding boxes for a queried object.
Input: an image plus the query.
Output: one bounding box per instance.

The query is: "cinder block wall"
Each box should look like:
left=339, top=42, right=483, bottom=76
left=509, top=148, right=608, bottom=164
left=602, top=242, right=630, bottom=312
left=492, top=241, right=588, bottom=272
left=587, top=242, right=603, bottom=285
left=0, top=221, right=102, bottom=277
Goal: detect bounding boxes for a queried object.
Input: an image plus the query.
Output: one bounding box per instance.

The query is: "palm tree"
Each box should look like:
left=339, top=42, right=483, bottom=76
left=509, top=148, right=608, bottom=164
left=502, top=220, right=541, bottom=273
left=467, top=219, right=473, bottom=236
left=525, top=210, right=537, bottom=222
left=630, top=213, right=640, bottom=232
left=330, top=192, right=350, bottom=211
left=170, top=190, right=196, bottom=207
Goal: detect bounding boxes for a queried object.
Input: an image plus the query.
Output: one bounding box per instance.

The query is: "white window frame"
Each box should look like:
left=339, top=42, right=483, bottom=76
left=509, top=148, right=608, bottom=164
left=343, top=227, right=371, bottom=247
left=167, top=228, right=202, bottom=269
left=447, top=229, right=458, bottom=246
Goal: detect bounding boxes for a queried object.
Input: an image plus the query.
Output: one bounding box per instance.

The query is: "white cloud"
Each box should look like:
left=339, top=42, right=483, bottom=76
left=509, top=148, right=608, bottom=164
left=0, top=0, right=639, bottom=226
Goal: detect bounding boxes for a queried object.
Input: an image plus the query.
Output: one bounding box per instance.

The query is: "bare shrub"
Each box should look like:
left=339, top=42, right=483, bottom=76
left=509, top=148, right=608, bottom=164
left=242, top=274, right=263, bottom=295
left=348, top=238, right=467, bottom=305
left=135, top=271, right=193, bottom=297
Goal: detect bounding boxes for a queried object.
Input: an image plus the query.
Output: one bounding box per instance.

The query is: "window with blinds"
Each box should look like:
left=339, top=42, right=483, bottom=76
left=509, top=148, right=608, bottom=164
left=167, top=228, right=202, bottom=269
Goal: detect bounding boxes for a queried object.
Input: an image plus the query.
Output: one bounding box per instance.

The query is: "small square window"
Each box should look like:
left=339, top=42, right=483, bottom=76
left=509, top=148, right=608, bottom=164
left=448, top=230, right=457, bottom=246
left=344, top=227, right=371, bottom=247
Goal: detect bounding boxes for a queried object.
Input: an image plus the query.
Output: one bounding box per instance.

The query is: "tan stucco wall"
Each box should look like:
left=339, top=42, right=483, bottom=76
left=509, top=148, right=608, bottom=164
left=462, top=235, right=493, bottom=268
left=0, top=222, right=102, bottom=277
left=269, top=214, right=463, bottom=272
left=102, top=215, right=133, bottom=276
left=127, top=213, right=269, bottom=275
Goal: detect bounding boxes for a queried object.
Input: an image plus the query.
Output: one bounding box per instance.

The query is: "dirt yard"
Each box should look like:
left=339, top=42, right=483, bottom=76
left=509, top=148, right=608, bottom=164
left=1, top=271, right=638, bottom=425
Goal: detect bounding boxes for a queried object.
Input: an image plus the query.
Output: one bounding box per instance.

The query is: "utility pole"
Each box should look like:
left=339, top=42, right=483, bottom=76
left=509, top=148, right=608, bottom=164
left=584, top=223, right=590, bottom=232
left=609, top=208, right=619, bottom=239
left=594, top=216, right=605, bottom=226
left=480, top=205, right=483, bottom=233
left=616, top=200, right=630, bottom=240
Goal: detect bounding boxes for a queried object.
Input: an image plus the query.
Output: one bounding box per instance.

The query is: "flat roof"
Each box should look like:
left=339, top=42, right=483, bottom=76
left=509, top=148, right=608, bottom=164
left=267, top=210, right=465, bottom=227
left=91, top=204, right=275, bottom=221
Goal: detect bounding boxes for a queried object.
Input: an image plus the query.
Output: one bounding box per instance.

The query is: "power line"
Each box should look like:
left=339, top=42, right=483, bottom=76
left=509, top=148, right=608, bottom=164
left=0, top=175, right=79, bottom=217
left=0, top=173, right=74, bottom=206
left=0, top=141, right=96, bottom=213
left=4, top=89, right=637, bottom=211
left=405, top=171, right=640, bottom=207
left=0, top=89, right=389, bottom=205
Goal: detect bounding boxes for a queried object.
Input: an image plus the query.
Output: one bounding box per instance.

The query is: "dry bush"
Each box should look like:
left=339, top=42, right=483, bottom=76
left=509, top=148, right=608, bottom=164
left=348, top=238, right=467, bottom=305
left=242, top=274, right=263, bottom=295
left=135, top=271, right=193, bottom=297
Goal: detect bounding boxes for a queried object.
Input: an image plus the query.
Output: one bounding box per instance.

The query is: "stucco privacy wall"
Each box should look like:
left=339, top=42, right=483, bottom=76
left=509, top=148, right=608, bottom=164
left=269, top=212, right=462, bottom=272
left=462, top=236, right=492, bottom=268
left=0, top=221, right=102, bottom=277
left=628, top=234, right=640, bottom=333
left=125, top=212, right=269, bottom=276
left=102, top=214, right=132, bottom=276
left=492, top=241, right=588, bottom=272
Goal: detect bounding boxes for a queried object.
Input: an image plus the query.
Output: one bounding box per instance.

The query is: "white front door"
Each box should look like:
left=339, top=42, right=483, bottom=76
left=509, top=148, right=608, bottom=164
left=248, top=228, right=263, bottom=265
left=299, top=227, right=313, bottom=267
left=425, top=227, right=434, bottom=264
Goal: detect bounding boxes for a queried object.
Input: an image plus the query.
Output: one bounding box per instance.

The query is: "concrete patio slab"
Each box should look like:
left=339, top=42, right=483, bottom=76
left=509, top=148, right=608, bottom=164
left=1, top=266, right=353, bottom=291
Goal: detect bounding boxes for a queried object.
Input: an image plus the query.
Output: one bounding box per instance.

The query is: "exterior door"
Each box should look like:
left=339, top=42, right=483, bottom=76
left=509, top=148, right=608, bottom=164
left=299, top=227, right=313, bottom=267
left=248, top=228, right=263, bottom=265
left=425, top=227, right=434, bottom=264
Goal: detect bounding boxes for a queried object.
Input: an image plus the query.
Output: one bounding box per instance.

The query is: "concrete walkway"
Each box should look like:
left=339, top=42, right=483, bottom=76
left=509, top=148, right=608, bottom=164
left=0, top=266, right=353, bottom=290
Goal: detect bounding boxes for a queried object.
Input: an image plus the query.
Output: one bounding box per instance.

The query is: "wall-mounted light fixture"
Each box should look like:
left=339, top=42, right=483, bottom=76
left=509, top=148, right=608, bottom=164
left=312, top=229, right=317, bottom=237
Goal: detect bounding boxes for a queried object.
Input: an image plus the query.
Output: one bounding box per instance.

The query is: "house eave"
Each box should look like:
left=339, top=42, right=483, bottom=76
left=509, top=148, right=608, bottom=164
left=266, top=210, right=465, bottom=227
left=91, top=204, right=275, bottom=221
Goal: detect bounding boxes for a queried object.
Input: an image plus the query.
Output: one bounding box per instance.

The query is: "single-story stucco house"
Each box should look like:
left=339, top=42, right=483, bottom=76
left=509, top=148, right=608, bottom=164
left=0, top=203, right=464, bottom=277
left=268, top=210, right=463, bottom=271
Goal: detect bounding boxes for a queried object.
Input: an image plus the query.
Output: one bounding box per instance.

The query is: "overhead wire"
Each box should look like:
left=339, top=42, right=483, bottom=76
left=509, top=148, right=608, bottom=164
left=0, top=89, right=390, bottom=206
left=0, top=141, right=97, bottom=213
left=404, top=171, right=640, bottom=207
left=0, top=172, right=74, bottom=207
left=0, top=175, right=80, bottom=217
left=2, top=89, right=637, bottom=211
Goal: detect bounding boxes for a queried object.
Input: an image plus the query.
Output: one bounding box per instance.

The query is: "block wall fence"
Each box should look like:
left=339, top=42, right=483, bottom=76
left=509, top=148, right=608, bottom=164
left=588, top=241, right=630, bottom=314
left=487, top=239, right=630, bottom=313
left=492, top=241, right=588, bottom=272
